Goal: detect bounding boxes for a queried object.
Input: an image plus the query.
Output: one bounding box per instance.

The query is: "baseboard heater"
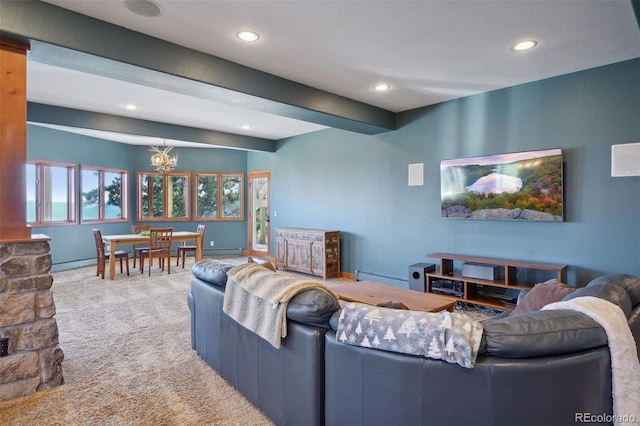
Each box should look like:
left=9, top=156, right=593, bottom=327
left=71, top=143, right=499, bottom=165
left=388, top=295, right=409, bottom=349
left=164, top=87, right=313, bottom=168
left=202, top=247, right=243, bottom=256
left=355, top=269, right=407, bottom=286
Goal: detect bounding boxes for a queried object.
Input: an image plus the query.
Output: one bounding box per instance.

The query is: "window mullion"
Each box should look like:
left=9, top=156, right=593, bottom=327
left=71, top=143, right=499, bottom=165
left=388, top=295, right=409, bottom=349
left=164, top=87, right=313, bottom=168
left=98, top=171, right=105, bottom=220
left=217, top=174, right=223, bottom=219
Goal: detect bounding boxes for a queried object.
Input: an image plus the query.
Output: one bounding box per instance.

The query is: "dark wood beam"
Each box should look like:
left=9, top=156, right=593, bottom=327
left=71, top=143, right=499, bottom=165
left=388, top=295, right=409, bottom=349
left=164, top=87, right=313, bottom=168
left=0, top=1, right=395, bottom=135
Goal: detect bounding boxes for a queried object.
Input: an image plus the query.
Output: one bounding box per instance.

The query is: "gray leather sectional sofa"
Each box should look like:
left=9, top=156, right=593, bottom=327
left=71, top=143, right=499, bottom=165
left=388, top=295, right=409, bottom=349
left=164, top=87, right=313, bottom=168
left=188, top=260, right=640, bottom=426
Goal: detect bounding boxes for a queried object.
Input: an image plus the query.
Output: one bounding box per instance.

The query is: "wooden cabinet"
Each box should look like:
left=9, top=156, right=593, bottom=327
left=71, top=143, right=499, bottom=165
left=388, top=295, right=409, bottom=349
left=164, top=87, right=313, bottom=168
left=425, top=252, right=568, bottom=310
left=275, top=228, right=340, bottom=279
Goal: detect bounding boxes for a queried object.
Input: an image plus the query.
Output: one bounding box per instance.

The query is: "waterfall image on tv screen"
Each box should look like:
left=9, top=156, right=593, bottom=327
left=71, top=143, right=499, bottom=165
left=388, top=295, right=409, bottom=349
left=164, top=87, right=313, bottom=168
left=440, top=148, right=563, bottom=221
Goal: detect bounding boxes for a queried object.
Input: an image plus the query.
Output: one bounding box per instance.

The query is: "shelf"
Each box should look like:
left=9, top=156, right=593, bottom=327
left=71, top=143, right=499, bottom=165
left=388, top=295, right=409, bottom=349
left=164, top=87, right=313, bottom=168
left=425, top=252, right=568, bottom=311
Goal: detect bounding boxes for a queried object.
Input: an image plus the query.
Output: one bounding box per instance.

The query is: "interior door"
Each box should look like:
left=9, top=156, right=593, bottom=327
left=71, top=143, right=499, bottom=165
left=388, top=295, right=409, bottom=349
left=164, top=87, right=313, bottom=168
left=248, top=171, right=270, bottom=257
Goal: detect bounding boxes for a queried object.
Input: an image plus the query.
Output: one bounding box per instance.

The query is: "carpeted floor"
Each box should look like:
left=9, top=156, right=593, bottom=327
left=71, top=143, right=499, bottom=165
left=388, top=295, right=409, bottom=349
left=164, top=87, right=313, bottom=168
left=0, top=256, right=273, bottom=426
left=1, top=256, right=498, bottom=425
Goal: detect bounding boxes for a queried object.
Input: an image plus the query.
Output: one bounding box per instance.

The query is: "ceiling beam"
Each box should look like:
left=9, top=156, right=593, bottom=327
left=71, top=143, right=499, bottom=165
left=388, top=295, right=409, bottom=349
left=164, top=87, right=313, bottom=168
left=28, top=103, right=276, bottom=152
left=1, top=1, right=396, bottom=135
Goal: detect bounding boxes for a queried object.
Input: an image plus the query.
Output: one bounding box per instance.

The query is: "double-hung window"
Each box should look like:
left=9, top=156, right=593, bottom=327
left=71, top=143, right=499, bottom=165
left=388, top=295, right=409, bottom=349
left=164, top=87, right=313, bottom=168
left=26, top=160, right=77, bottom=225
left=81, top=166, right=128, bottom=222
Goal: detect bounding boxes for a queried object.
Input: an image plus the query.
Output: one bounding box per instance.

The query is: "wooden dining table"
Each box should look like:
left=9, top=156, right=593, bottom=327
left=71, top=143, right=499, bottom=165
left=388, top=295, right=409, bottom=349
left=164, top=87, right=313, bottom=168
left=102, top=231, right=202, bottom=280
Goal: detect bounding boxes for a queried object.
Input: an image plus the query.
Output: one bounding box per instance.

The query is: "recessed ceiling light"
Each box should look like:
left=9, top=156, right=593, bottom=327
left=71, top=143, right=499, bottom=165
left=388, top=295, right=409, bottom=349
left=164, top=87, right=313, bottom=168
left=123, top=104, right=138, bottom=111
left=123, top=0, right=162, bottom=18
left=241, top=124, right=251, bottom=130
left=373, top=84, right=390, bottom=92
left=236, top=31, right=260, bottom=42
left=513, top=40, right=537, bottom=51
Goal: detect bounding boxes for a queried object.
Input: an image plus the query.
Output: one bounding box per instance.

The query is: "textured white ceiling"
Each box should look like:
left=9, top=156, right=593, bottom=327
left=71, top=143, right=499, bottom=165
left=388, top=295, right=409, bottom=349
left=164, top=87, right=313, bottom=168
left=29, top=0, right=640, bottom=146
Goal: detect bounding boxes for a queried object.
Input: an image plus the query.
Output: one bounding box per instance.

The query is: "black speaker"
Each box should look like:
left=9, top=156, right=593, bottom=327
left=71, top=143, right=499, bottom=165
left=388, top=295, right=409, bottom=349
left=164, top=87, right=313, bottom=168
left=408, top=262, right=435, bottom=292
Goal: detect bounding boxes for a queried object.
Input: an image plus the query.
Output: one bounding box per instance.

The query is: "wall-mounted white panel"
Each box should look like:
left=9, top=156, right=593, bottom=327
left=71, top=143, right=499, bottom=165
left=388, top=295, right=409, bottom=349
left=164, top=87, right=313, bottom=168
left=611, top=142, right=640, bottom=177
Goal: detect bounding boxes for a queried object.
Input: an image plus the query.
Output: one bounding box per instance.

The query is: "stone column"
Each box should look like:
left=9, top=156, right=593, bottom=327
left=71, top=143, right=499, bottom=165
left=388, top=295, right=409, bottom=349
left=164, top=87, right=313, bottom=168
left=0, top=235, right=64, bottom=401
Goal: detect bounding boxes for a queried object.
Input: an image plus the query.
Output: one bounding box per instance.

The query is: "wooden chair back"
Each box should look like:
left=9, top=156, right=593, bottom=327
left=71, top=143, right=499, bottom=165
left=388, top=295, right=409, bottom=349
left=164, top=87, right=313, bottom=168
left=149, top=228, right=173, bottom=252
left=132, top=224, right=152, bottom=234
left=93, top=229, right=106, bottom=261
left=92, top=228, right=129, bottom=278
left=195, top=224, right=206, bottom=247
left=131, top=225, right=152, bottom=267
left=176, top=224, right=206, bottom=268
left=140, top=227, right=174, bottom=276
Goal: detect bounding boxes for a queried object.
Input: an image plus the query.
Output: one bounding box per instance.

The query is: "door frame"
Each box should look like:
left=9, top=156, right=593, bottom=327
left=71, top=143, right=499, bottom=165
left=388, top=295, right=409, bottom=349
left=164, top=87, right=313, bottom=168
left=247, top=170, right=271, bottom=257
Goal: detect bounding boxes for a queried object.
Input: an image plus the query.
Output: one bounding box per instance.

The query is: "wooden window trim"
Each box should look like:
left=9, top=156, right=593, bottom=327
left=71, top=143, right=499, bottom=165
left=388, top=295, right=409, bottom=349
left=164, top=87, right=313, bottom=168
left=80, top=165, right=129, bottom=224
left=193, top=172, right=245, bottom=222
left=27, top=159, right=77, bottom=227
left=137, top=171, right=191, bottom=222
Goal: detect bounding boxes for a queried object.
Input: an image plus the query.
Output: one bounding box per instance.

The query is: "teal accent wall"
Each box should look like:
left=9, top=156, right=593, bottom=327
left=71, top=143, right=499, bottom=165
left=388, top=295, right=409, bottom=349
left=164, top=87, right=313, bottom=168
left=250, top=59, right=640, bottom=285
left=27, top=125, right=248, bottom=270
left=26, top=59, right=640, bottom=281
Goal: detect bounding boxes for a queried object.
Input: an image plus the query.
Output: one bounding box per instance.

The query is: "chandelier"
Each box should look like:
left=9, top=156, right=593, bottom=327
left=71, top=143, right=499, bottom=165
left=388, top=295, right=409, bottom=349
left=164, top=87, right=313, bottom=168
left=150, top=141, right=178, bottom=172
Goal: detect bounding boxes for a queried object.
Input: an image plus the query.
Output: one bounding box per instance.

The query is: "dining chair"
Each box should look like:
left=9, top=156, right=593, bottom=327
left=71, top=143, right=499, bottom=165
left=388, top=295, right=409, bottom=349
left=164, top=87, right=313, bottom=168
left=139, top=228, right=173, bottom=276
left=93, top=229, right=130, bottom=279
left=131, top=224, right=152, bottom=268
left=176, top=224, right=206, bottom=268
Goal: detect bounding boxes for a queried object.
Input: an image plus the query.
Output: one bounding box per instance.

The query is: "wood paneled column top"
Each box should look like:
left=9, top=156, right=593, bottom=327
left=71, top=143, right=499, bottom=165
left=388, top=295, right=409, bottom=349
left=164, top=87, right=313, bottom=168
left=0, top=39, right=31, bottom=242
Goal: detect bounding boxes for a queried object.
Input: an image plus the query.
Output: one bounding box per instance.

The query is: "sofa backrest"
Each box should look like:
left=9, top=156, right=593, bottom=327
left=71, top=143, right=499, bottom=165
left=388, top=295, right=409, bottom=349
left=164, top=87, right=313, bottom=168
left=191, top=259, right=340, bottom=328
left=482, top=274, right=640, bottom=358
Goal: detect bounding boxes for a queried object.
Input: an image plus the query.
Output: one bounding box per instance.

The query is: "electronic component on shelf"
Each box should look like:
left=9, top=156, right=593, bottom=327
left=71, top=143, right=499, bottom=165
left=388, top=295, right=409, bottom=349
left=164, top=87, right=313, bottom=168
left=431, top=279, right=464, bottom=297
left=462, top=262, right=502, bottom=281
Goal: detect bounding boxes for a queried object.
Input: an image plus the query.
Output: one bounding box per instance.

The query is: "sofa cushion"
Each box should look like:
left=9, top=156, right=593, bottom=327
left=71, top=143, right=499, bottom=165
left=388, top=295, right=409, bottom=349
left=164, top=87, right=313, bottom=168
left=586, top=274, right=640, bottom=306
left=191, top=259, right=234, bottom=288
left=286, top=288, right=341, bottom=328
left=482, top=309, right=607, bottom=357
left=509, top=282, right=575, bottom=316
left=564, top=282, right=632, bottom=318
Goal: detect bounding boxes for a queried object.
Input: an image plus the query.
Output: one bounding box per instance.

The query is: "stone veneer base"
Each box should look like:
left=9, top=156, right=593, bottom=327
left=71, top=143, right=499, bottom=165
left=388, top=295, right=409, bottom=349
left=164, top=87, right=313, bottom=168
left=0, top=237, right=64, bottom=401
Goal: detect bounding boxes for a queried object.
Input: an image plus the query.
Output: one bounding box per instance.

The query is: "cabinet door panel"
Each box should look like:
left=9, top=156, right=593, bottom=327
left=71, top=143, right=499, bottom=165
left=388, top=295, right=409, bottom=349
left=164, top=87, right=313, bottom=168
left=311, top=243, right=325, bottom=276
left=286, top=240, right=297, bottom=269
left=275, top=237, right=286, bottom=268
left=297, top=241, right=312, bottom=272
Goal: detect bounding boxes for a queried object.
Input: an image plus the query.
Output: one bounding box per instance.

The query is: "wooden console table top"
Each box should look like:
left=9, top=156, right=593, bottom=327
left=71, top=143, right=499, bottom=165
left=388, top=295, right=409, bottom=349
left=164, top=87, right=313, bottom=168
left=332, top=280, right=458, bottom=313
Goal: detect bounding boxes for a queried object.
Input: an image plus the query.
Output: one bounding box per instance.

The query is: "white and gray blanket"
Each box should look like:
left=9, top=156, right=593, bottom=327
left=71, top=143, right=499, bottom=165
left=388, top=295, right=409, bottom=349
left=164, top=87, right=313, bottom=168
left=543, top=296, right=640, bottom=426
left=337, top=302, right=484, bottom=368
left=223, top=263, right=338, bottom=348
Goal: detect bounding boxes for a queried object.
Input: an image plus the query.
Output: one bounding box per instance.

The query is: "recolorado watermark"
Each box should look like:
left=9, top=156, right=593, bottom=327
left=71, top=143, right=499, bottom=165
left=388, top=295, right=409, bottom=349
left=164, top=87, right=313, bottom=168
left=575, top=412, right=637, bottom=423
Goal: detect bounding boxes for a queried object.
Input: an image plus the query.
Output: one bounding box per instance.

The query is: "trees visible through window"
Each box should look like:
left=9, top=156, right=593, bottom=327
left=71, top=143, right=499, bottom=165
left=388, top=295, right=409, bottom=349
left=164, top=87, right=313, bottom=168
left=195, top=173, right=244, bottom=221
left=26, top=160, right=77, bottom=225
left=81, top=166, right=128, bottom=222
left=138, top=172, right=190, bottom=221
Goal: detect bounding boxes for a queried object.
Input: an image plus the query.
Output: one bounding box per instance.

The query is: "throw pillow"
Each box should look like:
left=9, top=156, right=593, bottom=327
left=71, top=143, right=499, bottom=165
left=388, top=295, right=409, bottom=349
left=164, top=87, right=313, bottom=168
left=248, top=255, right=277, bottom=271
left=509, top=282, right=575, bottom=316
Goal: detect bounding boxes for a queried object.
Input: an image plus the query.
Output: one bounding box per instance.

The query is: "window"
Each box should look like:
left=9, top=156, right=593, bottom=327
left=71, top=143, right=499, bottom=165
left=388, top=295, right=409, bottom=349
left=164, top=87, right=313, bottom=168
left=138, top=172, right=190, bottom=221
left=81, top=166, right=128, bottom=222
left=26, top=160, right=77, bottom=225
left=194, top=172, right=244, bottom=221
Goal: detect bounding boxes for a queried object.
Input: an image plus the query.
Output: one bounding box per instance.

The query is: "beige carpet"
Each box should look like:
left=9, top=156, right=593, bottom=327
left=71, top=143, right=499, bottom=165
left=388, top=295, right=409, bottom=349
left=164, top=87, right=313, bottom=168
left=0, top=256, right=273, bottom=426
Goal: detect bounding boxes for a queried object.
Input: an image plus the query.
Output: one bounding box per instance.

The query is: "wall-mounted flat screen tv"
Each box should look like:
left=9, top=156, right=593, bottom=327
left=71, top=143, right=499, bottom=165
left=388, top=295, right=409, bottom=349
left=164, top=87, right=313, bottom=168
left=441, top=148, right=563, bottom=221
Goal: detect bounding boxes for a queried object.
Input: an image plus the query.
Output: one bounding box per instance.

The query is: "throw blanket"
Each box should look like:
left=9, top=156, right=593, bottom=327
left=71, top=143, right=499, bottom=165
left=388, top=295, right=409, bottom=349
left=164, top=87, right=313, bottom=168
left=337, top=302, right=484, bottom=368
left=543, top=296, right=640, bottom=425
left=223, top=263, right=339, bottom=348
